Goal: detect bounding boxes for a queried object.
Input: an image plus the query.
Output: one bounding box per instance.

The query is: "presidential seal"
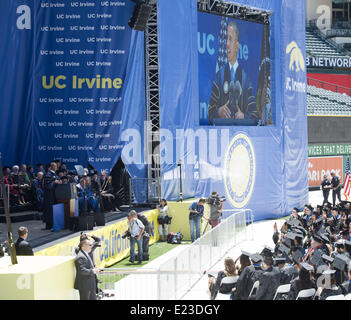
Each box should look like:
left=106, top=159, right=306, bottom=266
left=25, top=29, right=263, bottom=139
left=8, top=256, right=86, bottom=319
left=224, top=133, right=256, bottom=208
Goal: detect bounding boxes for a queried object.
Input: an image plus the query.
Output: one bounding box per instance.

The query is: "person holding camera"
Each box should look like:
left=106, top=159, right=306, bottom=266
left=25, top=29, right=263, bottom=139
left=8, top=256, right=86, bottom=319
left=127, top=210, right=145, bottom=264
left=188, top=198, right=206, bottom=243
left=74, top=237, right=101, bottom=300
left=157, top=199, right=170, bottom=242
left=208, top=191, right=223, bottom=228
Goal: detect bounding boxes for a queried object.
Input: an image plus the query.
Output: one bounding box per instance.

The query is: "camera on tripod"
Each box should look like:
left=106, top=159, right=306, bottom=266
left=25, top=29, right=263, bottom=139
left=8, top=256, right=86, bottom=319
left=206, top=194, right=226, bottom=206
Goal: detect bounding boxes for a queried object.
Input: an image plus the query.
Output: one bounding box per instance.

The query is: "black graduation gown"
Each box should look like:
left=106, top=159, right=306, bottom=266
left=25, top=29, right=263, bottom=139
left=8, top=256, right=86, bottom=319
left=232, top=265, right=263, bottom=300
left=43, top=170, right=58, bottom=229
left=256, top=266, right=282, bottom=300
left=288, top=279, right=316, bottom=300
left=319, top=287, right=343, bottom=300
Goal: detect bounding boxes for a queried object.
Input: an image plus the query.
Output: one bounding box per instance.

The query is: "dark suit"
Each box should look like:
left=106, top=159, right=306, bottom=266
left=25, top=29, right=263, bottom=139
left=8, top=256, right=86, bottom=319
left=256, top=266, right=281, bottom=300
left=208, top=63, right=257, bottom=124
left=74, top=250, right=97, bottom=300
left=15, top=237, right=34, bottom=256
left=43, top=170, right=58, bottom=229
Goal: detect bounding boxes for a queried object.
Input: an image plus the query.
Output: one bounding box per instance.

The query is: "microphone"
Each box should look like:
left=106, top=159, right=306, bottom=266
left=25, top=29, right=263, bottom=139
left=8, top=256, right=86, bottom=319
left=229, top=81, right=242, bottom=116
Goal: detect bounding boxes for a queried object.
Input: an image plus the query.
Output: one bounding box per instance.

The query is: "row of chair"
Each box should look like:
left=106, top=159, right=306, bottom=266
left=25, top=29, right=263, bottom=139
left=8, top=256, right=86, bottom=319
left=215, top=276, right=351, bottom=300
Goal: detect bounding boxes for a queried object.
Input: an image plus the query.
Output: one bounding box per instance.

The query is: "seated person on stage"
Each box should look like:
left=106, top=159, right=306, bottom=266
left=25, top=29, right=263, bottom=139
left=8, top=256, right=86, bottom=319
left=31, top=171, right=44, bottom=211
left=11, top=165, right=28, bottom=204
left=100, top=175, right=118, bottom=212
left=77, top=177, right=99, bottom=214
left=208, top=257, right=238, bottom=300
left=19, top=164, right=33, bottom=203
left=3, top=166, right=25, bottom=205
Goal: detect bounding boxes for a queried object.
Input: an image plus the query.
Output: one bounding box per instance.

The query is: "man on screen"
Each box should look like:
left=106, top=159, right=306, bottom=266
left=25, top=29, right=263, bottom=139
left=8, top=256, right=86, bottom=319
left=208, top=21, right=257, bottom=124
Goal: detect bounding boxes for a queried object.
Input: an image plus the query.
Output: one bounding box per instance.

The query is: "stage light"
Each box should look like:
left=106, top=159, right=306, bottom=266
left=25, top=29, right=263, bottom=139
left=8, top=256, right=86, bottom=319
left=128, top=1, right=152, bottom=31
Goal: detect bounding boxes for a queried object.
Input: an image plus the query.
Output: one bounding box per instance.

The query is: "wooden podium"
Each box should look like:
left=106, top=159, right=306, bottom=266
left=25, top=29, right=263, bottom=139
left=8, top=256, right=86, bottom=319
left=56, top=199, right=76, bottom=228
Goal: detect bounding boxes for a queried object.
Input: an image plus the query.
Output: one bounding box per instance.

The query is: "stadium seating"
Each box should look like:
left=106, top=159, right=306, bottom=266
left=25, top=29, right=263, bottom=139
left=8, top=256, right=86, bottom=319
left=307, top=85, right=351, bottom=116
left=306, top=30, right=347, bottom=58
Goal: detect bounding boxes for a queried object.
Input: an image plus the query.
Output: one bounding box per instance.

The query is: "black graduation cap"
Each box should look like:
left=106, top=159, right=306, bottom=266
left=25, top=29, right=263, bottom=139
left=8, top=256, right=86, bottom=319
left=250, top=253, right=263, bottom=263
left=241, top=250, right=251, bottom=258
left=283, top=238, right=292, bottom=248
left=311, top=233, right=323, bottom=243
left=341, top=229, right=350, bottom=237
left=286, top=220, right=294, bottom=227
left=274, top=257, right=286, bottom=266
left=335, top=240, right=344, bottom=248
left=261, top=245, right=274, bottom=257
left=292, top=250, right=303, bottom=264
left=345, top=240, right=351, bottom=250
left=300, top=262, right=314, bottom=272
left=320, top=234, right=330, bottom=244
left=278, top=244, right=290, bottom=255
left=310, top=249, right=323, bottom=266
left=322, top=254, right=334, bottom=264
left=316, top=264, right=329, bottom=275
left=323, top=269, right=336, bottom=278
left=286, top=232, right=297, bottom=240
left=332, top=254, right=349, bottom=271
left=295, top=225, right=307, bottom=235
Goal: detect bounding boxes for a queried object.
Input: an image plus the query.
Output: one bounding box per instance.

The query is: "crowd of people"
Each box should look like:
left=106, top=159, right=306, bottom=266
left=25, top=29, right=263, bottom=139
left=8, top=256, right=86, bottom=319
left=208, top=200, right=351, bottom=300
left=1, top=160, right=122, bottom=213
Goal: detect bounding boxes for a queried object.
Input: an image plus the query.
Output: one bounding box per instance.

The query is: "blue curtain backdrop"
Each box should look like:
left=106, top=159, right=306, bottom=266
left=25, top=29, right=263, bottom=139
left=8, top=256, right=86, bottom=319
left=0, top=0, right=308, bottom=220
left=0, top=0, right=146, bottom=180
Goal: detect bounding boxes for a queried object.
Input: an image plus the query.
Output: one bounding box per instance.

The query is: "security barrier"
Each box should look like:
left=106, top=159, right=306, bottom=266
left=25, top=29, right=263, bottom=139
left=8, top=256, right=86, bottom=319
left=97, top=209, right=253, bottom=300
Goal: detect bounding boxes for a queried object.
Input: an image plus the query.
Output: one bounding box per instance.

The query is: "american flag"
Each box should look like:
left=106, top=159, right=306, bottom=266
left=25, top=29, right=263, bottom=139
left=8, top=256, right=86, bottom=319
left=344, top=157, right=351, bottom=201
left=216, top=17, right=229, bottom=73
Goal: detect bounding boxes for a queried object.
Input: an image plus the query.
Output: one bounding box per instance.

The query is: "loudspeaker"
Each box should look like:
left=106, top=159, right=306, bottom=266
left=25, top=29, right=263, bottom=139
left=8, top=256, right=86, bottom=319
left=55, top=183, right=77, bottom=200
left=94, top=212, right=105, bottom=226
left=128, top=3, right=152, bottom=31
left=69, top=215, right=94, bottom=231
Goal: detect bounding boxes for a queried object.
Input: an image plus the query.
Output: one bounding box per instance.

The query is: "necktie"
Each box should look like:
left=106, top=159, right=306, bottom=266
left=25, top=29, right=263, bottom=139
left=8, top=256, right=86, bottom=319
left=231, top=67, right=235, bottom=82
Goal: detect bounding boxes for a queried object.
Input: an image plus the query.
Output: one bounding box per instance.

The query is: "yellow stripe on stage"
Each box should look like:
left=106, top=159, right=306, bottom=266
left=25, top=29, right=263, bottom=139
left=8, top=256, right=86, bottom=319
left=35, top=209, right=160, bottom=268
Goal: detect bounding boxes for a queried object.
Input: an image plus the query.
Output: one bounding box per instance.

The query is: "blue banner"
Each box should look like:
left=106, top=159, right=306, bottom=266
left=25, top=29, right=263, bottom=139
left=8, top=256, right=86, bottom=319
left=158, top=0, right=308, bottom=220
left=0, top=1, right=146, bottom=180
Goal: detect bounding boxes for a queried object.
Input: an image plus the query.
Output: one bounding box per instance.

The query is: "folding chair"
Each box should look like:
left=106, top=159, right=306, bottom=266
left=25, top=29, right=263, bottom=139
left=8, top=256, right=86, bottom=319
left=273, top=284, right=291, bottom=300
left=325, top=294, right=345, bottom=300
left=296, top=288, right=316, bottom=300
left=248, top=280, right=260, bottom=298
left=215, top=276, right=239, bottom=300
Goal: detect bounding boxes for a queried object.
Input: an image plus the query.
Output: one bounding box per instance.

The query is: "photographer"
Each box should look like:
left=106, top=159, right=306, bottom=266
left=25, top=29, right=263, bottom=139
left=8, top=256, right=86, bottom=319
left=207, top=191, right=223, bottom=228
left=157, top=199, right=171, bottom=242
left=188, top=198, right=206, bottom=243
left=126, top=210, right=145, bottom=264
left=136, top=212, right=152, bottom=261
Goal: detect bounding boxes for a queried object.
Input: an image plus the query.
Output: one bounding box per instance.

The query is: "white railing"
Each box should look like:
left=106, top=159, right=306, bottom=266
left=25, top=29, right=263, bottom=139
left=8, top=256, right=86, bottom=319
left=97, top=209, right=254, bottom=300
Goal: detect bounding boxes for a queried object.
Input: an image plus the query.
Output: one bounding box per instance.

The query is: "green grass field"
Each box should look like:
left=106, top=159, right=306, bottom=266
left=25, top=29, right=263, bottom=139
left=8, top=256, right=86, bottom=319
left=107, top=240, right=190, bottom=269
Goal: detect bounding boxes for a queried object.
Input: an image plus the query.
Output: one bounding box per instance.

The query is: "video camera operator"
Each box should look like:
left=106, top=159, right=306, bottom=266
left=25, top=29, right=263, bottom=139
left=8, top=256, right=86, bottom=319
left=207, top=191, right=225, bottom=228
left=188, top=198, right=206, bottom=243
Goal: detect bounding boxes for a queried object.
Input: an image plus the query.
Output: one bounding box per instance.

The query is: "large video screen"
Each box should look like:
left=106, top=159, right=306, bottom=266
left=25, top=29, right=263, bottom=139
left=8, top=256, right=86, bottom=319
left=198, top=12, right=272, bottom=126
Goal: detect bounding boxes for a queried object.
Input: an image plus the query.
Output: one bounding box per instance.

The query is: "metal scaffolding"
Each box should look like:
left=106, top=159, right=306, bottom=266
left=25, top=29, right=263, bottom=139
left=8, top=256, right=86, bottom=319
left=144, top=0, right=161, bottom=203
